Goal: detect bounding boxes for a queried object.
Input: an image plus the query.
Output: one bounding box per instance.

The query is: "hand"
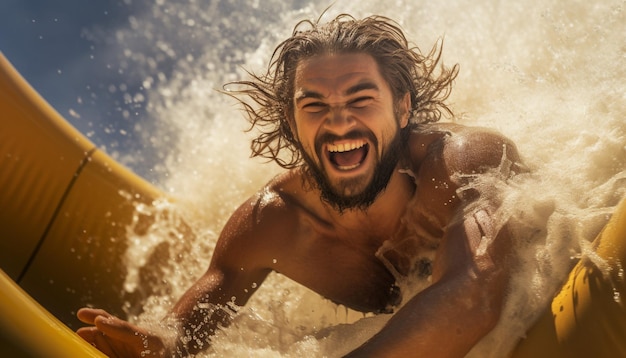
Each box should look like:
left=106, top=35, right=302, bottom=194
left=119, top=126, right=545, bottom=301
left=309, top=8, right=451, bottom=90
left=76, top=308, right=167, bottom=357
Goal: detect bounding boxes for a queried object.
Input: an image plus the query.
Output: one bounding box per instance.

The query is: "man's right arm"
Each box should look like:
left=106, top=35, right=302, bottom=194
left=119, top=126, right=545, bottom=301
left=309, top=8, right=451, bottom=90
left=78, top=186, right=284, bottom=357
left=161, top=186, right=288, bottom=354
left=168, top=248, right=272, bottom=354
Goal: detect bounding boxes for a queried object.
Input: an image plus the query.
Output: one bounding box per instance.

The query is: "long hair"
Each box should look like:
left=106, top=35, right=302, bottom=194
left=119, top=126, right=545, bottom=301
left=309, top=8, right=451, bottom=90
left=225, top=14, right=459, bottom=169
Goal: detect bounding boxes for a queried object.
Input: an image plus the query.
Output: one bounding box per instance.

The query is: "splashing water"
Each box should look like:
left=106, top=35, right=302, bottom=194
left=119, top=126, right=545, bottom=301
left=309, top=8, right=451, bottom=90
left=91, top=0, right=626, bottom=356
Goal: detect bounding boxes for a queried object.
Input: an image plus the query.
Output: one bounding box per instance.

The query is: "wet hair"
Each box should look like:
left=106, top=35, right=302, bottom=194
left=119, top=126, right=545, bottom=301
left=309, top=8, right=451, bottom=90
left=226, top=14, right=459, bottom=169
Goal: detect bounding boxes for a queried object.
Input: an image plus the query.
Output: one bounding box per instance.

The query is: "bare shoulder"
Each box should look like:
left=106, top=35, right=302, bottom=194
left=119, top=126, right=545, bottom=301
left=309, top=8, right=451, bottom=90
left=210, top=171, right=303, bottom=271
left=403, top=122, right=525, bottom=223
left=408, top=122, right=524, bottom=182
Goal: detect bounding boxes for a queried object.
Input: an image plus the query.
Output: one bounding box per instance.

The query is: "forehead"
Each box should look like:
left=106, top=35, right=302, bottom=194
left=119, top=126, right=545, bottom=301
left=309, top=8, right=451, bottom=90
left=294, top=53, right=387, bottom=93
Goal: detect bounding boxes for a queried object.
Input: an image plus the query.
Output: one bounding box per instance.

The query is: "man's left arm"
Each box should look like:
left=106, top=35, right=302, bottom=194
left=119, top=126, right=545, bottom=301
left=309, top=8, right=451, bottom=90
left=347, top=128, right=522, bottom=357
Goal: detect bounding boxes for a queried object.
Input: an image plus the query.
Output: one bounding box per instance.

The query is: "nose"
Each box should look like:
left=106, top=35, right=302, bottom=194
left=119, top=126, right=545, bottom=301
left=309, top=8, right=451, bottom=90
left=323, top=106, right=356, bottom=135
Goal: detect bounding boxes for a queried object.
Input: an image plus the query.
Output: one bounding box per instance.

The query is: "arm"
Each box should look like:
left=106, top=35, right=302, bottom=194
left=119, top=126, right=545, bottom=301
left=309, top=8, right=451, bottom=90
left=77, top=268, right=267, bottom=357
left=77, top=191, right=276, bottom=357
left=347, top=127, right=522, bottom=357
left=346, top=207, right=511, bottom=357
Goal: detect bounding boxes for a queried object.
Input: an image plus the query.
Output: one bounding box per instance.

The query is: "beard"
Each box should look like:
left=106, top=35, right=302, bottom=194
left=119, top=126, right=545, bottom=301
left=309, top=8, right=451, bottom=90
left=300, top=126, right=408, bottom=213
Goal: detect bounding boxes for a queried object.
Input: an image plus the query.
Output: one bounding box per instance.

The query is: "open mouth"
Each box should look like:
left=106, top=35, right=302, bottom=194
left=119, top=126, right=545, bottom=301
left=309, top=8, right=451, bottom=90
left=327, top=140, right=369, bottom=171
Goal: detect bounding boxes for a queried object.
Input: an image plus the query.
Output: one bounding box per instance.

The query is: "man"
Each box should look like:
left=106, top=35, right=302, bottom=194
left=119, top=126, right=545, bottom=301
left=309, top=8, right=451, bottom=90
left=77, top=14, right=525, bottom=357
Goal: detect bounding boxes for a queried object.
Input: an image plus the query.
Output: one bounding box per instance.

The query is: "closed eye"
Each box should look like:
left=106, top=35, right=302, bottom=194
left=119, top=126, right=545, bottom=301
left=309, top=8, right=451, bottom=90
left=302, top=102, right=328, bottom=113
left=349, top=97, right=374, bottom=108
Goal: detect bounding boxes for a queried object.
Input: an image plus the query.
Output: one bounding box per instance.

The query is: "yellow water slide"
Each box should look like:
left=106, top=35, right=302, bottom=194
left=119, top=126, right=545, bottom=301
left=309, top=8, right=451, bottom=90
left=0, top=52, right=163, bottom=357
left=0, top=52, right=624, bottom=357
left=512, top=197, right=626, bottom=357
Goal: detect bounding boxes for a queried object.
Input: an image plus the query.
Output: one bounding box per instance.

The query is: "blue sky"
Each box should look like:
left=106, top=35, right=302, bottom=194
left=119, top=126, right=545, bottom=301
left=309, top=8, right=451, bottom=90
left=0, top=0, right=163, bottom=179
left=1, top=0, right=131, bottom=115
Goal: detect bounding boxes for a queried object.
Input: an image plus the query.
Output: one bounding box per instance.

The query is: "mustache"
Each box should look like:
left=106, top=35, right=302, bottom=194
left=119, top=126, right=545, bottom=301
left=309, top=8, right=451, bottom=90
left=315, top=130, right=378, bottom=155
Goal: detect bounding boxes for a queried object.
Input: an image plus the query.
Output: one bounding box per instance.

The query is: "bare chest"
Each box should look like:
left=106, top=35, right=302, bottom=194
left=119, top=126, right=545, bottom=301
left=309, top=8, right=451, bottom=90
left=272, top=202, right=447, bottom=313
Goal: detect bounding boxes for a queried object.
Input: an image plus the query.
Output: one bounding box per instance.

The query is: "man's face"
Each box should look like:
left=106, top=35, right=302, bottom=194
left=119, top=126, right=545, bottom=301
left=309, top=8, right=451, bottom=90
left=291, top=53, right=410, bottom=210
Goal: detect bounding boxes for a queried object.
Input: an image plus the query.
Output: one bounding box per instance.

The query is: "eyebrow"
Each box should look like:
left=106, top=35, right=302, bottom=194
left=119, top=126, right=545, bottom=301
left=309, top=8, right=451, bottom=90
left=345, top=81, right=380, bottom=96
left=295, top=81, right=380, bottom=104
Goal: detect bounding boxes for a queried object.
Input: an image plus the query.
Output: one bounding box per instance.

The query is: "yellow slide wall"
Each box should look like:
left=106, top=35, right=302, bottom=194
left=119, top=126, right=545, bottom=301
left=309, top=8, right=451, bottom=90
left=512, top=196, right=626, bottom=357
left=0, top=52, right=163, bottom=356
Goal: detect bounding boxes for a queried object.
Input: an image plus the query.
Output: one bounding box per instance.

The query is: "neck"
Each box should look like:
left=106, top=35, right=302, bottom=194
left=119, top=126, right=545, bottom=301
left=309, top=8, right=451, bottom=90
left=323, top=167, right=415, bottom=235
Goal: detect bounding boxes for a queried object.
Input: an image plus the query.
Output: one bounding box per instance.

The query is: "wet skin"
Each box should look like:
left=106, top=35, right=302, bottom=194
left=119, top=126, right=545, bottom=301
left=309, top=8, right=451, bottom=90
left=77, top=53, right=524, bottom=357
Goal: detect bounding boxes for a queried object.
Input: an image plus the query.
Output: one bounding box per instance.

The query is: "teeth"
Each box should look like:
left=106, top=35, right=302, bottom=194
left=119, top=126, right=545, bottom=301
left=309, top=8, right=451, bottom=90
left=327, top=140, right=366, bottom=153
left=338, top=163, right=360, bottom=170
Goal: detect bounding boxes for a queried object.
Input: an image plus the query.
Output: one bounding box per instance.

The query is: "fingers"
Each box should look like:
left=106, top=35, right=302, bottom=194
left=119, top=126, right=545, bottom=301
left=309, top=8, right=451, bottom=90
left=77, top=307, right=114, bottom=325
left=77, top=308, right=144, bottom=341
left=76, top=326, right=98, bottom=344
left=93, top=330, right=119, bottom=357
left=76, top=309, right=128, bottom=356
left=94, top=315, right=146, bottom=343
left=76, top=308, right=166, bottom=357
left=94, top=316, right=166, bottom=355
left=76, top=326, right=119, bottom=357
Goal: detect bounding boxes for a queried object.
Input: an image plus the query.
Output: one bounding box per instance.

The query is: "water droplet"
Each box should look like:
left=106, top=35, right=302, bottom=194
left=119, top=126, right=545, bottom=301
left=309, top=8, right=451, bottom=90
left=613, top=288, right=621, bottom=303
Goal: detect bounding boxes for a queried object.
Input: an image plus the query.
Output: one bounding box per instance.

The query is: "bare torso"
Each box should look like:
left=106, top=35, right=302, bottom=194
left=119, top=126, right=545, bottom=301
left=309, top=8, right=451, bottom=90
left=76, top=122, right=523, bottom=357
left=217, top=123, right=470, bottom=313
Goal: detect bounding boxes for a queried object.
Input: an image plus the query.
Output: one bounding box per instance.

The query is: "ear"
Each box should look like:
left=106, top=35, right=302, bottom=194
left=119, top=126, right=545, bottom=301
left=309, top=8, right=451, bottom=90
left=398, top=92, right=411, bottom=128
